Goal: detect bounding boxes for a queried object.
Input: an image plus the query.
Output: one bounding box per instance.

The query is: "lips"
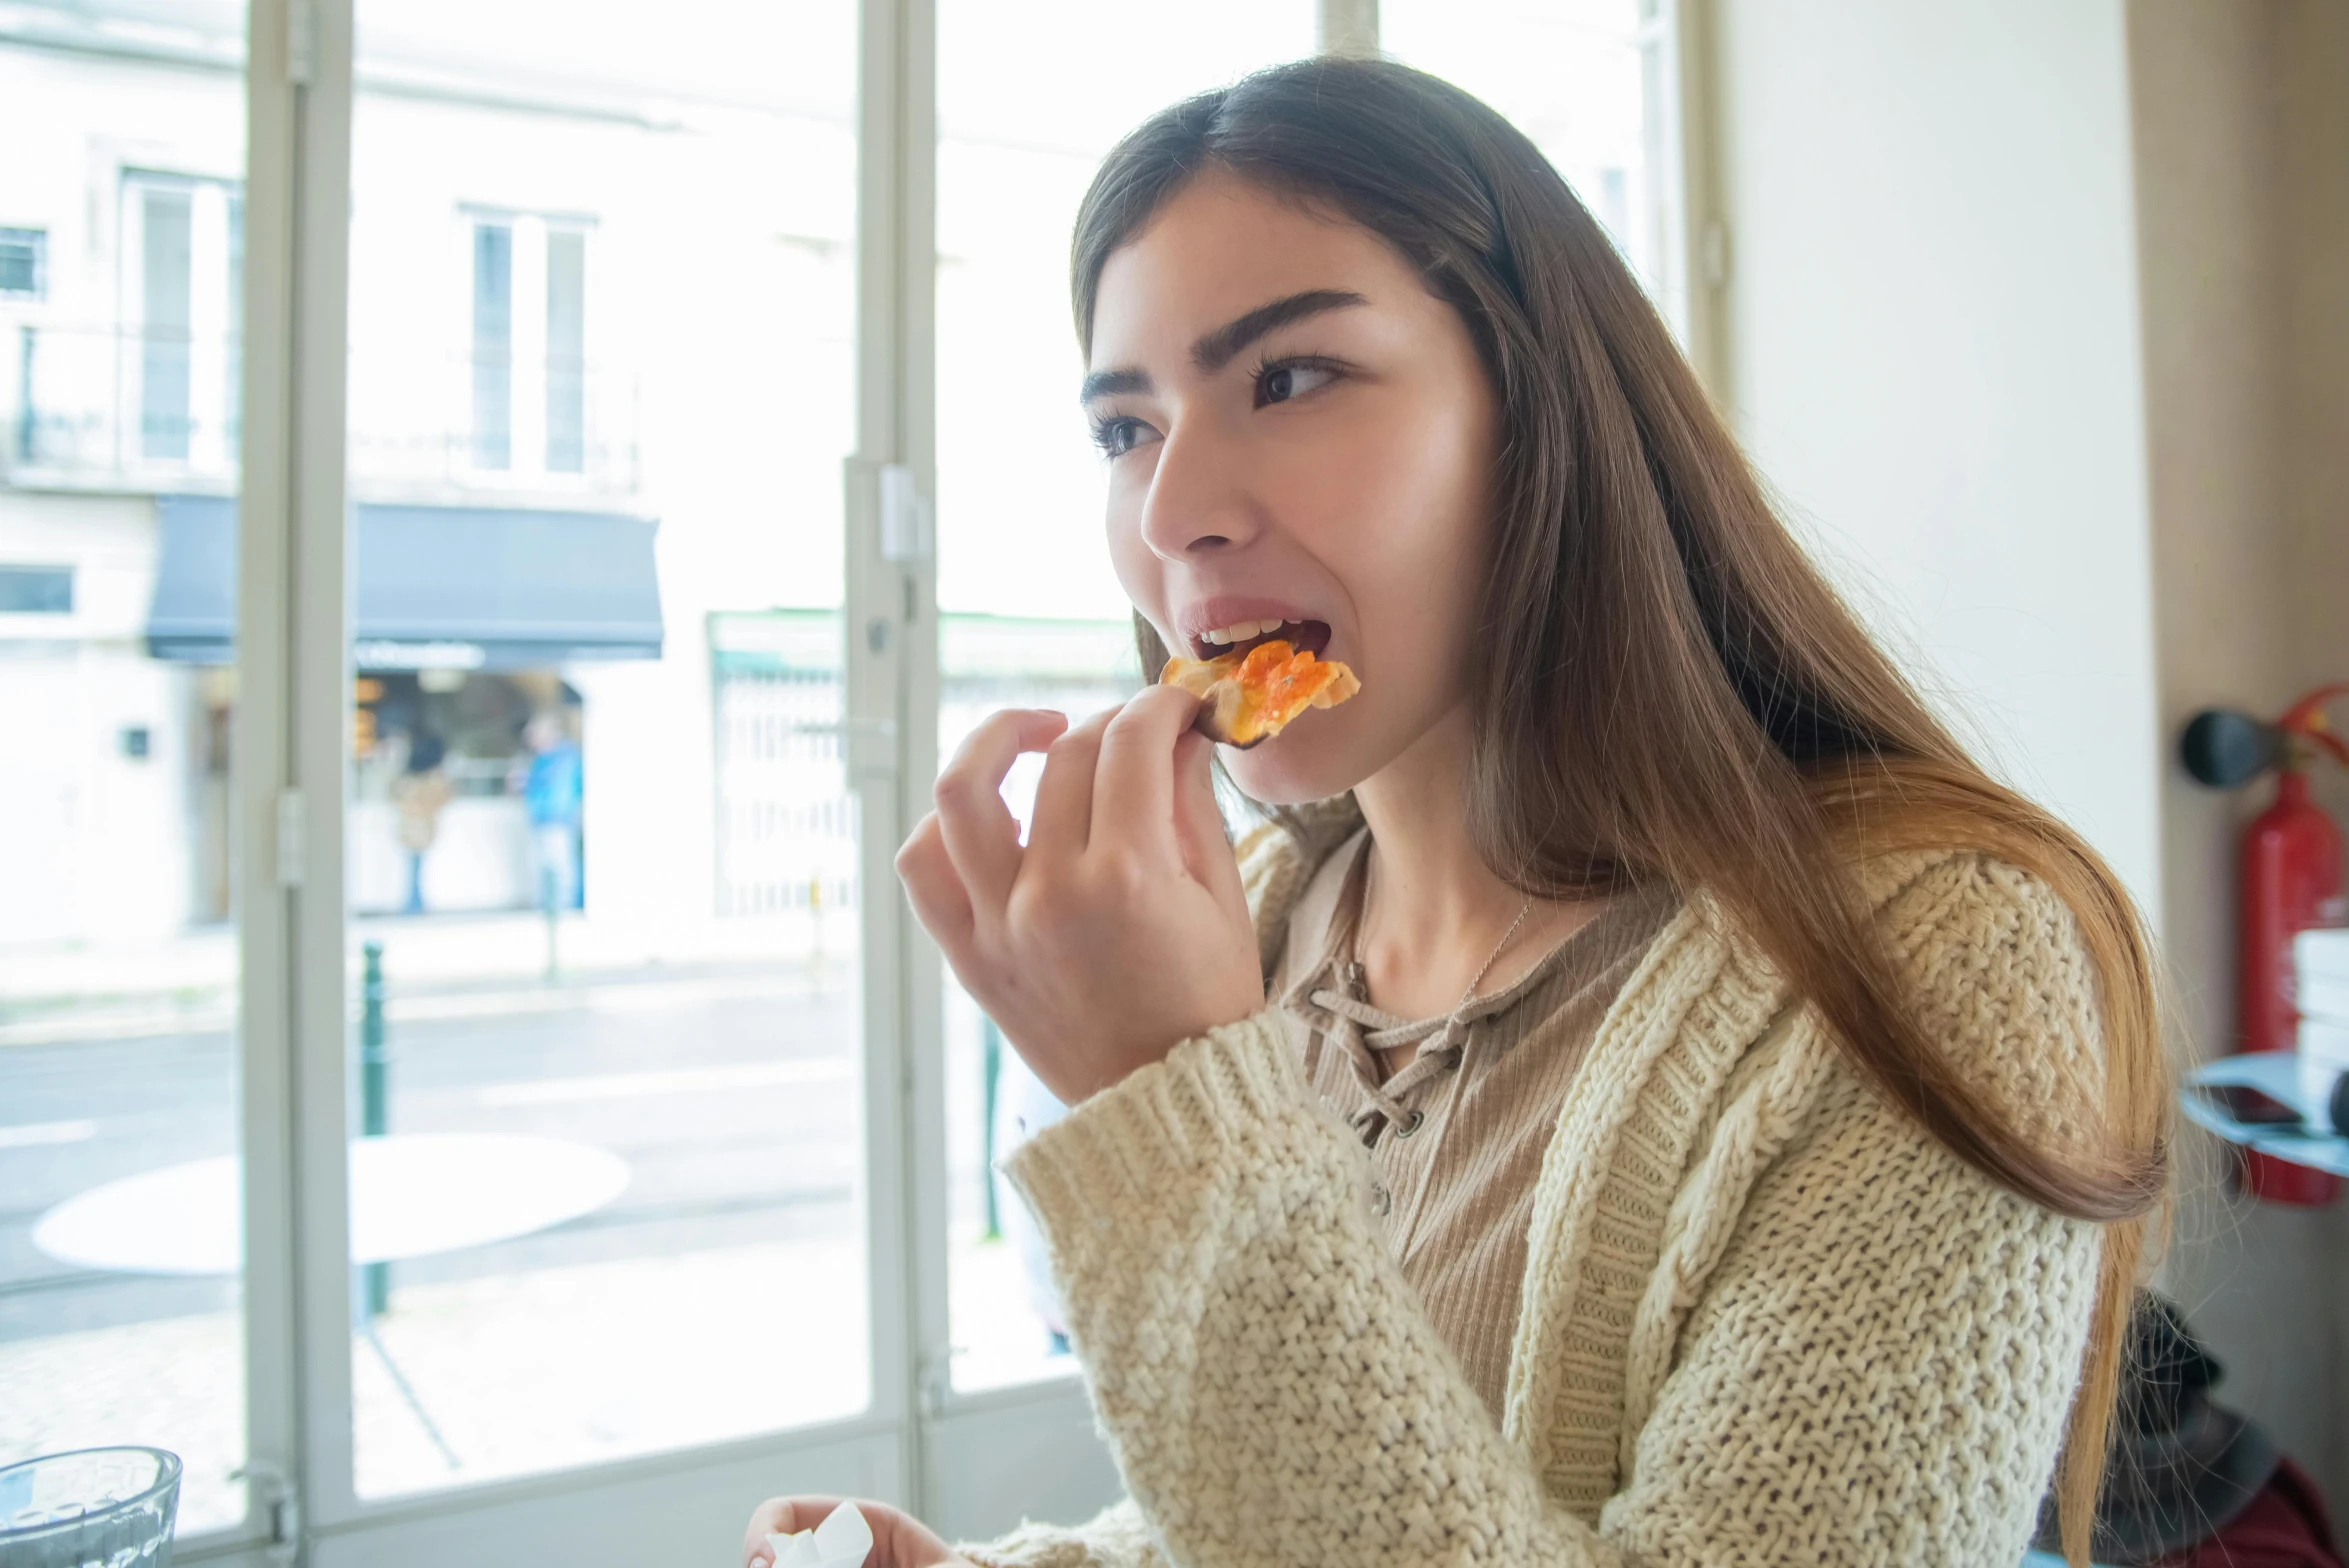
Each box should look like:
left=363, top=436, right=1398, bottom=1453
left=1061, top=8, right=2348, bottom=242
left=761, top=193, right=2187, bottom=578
left=1175, top=598, right=1334, bottom=664
left=1190, top=618, right=1331, bottom=663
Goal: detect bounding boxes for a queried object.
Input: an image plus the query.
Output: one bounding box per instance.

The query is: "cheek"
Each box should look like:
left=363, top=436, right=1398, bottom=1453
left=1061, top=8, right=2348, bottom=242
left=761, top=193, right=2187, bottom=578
left=1296, top=398, right=1492, bottom=653
left=1104, top=480, right=1165, bottom=631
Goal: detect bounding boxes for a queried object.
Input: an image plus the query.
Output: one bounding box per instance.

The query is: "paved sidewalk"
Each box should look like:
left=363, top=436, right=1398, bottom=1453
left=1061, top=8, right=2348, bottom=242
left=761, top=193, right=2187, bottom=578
left=0, top=908, right=858, bottom=1047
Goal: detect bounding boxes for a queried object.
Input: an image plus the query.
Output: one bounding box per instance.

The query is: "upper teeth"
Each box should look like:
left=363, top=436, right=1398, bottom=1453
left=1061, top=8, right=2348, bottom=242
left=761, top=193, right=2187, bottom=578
left=1204, top=618, right=1292, bottom=646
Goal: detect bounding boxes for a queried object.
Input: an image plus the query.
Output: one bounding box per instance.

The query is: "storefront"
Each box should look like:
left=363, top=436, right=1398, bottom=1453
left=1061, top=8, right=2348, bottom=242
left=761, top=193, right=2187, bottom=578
left=146, top=495, right=659, bottom=915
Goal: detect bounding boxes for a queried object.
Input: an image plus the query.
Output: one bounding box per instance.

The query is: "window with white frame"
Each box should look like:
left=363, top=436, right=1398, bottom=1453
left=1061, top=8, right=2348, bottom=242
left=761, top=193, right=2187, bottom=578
left=120, top=171, right=243, bottom=471
left=466, top=210, right=594, bottom=477
left=0, top=227, right=44, bottom=298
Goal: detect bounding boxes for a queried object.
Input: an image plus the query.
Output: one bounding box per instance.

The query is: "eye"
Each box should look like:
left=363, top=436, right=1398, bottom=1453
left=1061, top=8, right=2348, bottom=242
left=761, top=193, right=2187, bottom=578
left=1089, top=414, right=1158, bottom=459
left=1256, top=359, right=1339, bottom=408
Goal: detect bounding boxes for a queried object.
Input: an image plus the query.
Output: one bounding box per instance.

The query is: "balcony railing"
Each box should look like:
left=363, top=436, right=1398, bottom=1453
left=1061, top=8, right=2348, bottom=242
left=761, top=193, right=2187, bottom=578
left=4, top=324, right=237, bottom=484
left=3, top=325, right=639, bottom=495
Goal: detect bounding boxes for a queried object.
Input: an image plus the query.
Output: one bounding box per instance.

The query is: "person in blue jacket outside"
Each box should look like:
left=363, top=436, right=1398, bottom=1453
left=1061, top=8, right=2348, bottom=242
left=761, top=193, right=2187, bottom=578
left=517, top=710, right=583, bottom=912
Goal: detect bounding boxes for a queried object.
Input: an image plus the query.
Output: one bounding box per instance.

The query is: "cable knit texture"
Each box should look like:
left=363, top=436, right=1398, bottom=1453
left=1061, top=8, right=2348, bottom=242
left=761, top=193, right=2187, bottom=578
left=961, top=802, right=2105, bottom=1568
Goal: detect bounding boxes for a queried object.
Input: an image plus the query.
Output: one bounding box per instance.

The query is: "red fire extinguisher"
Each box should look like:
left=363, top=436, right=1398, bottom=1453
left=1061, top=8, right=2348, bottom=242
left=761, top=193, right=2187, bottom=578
left=2183, top=684, right=2349, bottom=1205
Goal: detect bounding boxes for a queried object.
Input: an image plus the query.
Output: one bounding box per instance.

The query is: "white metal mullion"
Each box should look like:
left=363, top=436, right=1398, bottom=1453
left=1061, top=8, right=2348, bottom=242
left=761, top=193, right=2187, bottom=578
left=1660, top=0, right=1728, bottom=396
left=221, top=0, right=301, bottom=1556
left=889, top=0, right=950, bottom=1510
left=848, top=0, right=930, bottom=1511
left=286, top=0, right=363, bottom=1533
left=1319, top=0, right=1377, bottom=55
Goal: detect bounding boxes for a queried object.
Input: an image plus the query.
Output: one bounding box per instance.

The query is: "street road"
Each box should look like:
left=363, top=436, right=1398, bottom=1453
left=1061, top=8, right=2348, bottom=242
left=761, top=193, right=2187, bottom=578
left=0, top=966, right=865, bottom=1342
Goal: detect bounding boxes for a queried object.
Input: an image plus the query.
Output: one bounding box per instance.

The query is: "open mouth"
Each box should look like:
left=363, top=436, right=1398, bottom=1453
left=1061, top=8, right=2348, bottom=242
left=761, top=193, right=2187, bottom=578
left=1163, top=620, right=1359, bottom=749
left=1190, top=618, right=1332, bottom=663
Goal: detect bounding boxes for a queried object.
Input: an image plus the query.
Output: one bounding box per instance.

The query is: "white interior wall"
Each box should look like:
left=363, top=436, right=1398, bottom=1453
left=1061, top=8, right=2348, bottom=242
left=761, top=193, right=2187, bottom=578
left=1708, top=0, right=2348, bottom=1513
left=1708, top=0, right=2163, bottom=911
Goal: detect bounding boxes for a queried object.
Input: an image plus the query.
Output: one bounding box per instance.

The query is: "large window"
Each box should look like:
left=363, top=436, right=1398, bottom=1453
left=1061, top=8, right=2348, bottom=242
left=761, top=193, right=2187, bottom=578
left=124, top=173, right=244, bottom=472
left=0, top=4, right=254, bottom=1541
left=1383, top=0, right=1683, bottom=330
left=931, top=0, right=1320, bottom=1398
left=464, top=211, right=595, bottom=479
left=342, top=0, right=865, bottom=1503
left=0, top=3, right=1686, bottom=1561
left=928, top=0, right=1687, bottom=1406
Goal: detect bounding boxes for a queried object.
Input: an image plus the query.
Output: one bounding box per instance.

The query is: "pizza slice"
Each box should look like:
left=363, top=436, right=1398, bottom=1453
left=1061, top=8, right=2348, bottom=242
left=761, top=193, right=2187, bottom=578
left=1160, top=639, right=1361, bottom=748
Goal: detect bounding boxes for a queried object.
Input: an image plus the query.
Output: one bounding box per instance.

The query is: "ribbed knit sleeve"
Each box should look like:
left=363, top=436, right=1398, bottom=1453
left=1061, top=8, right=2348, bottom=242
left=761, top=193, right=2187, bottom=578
left=972, top=1011, right=1624, bottom=1567
left=961, top=850, right=2106, bottom=1568
left=962, top=1498, right=1166, bottom=1568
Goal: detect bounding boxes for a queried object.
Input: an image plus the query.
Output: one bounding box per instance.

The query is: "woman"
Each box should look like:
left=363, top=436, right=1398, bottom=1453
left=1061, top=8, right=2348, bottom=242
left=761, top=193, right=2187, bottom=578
left=747, top=57, right=2168, bottom=1568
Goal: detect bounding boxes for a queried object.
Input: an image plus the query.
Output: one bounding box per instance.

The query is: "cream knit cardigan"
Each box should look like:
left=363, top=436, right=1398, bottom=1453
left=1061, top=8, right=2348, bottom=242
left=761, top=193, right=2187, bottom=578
left=964, top=807, right=2105, bottom=1568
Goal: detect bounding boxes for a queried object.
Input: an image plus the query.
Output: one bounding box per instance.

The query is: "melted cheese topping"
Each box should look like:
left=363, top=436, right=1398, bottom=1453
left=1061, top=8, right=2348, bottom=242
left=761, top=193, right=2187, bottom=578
left=1160, top=640, right=1361, bottom=747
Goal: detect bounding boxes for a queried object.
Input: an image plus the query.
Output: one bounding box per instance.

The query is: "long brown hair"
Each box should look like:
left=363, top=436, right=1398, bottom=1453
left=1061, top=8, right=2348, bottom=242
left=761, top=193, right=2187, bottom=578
left=1070, top=57, right=2169, bottom=1567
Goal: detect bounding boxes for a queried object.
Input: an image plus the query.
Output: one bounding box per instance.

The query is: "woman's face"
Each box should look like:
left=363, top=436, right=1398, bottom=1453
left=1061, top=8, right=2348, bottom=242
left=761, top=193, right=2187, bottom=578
left=1085, top=169, right=1501, bottom=804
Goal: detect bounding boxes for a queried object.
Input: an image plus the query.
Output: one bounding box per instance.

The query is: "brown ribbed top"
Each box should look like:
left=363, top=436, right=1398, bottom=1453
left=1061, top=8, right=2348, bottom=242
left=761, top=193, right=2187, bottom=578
left=1269, top=829, right=1678, bottom=1420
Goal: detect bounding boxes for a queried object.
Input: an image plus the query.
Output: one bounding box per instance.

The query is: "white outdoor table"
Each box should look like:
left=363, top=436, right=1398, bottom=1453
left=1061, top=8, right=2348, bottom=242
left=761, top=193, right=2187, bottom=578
left=31, top=1133, right=630, bottom=1275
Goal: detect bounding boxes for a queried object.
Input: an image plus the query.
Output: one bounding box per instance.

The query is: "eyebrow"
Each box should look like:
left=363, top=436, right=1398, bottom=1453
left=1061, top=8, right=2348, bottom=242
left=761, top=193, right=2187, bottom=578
left=1078, top=288, right=1371, bottom=404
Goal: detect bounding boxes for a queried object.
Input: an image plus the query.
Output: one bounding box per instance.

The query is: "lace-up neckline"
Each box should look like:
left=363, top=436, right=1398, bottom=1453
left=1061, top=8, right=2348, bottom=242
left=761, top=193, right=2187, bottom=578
left=1288, top=833, right=1628, bottom=1147
left=1264, top=826, right=1678, bottom=1416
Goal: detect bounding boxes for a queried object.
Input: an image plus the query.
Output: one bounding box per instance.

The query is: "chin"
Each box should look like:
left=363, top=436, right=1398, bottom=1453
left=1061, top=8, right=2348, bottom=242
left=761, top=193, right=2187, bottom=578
left=1220, top=719, right=1374, bottom=807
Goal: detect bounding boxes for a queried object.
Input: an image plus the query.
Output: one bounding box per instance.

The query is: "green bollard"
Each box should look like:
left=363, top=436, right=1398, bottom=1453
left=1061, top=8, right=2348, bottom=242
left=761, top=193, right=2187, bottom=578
left=361, top=940, right=388, bottom=1318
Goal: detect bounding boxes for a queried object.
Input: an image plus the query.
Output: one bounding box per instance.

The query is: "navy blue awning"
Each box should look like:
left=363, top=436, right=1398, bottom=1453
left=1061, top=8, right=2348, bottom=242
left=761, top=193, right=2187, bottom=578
left=147, top=496, right=664, bottom=669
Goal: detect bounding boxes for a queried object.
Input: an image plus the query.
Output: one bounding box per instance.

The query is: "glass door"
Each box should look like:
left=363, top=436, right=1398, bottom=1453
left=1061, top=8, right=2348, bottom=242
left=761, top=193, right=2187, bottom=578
left=285, top=2, right=909, bottom=1560
left=0, top=2, right=285, bottom=1555
left=916, top=0, right=1319, bottom=1542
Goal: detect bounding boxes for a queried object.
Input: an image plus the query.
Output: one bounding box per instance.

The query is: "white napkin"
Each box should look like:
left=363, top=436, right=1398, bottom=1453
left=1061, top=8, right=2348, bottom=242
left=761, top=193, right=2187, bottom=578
left=765, top=1501, right=874, bottom=1568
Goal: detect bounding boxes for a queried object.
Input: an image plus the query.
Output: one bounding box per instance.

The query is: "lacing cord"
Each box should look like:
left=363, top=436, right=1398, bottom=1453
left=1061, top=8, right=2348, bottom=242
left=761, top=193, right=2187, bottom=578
left=1303, top=973, right=1524, bottom=1146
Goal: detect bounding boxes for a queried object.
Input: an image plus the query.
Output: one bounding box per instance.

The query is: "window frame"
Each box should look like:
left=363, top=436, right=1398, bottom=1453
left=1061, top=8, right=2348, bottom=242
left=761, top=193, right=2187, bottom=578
left=0, top=562, right=73, bottom=613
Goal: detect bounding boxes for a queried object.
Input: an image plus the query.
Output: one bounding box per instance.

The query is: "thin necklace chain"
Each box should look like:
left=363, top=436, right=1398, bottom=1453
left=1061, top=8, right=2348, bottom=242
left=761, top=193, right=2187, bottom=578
left=1353, top=857, right=1538, bottom=1037
left=1446, top=894, right=1536, bottom=1033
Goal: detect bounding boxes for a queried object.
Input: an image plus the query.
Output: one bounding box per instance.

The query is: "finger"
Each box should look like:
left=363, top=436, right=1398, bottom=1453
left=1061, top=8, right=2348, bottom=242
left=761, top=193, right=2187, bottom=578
left=896, top=812, right=974, bottom=949
left=744, top=1496, right=841, bottom=1567
left=1091, top=685, right=1201, bottom=860
left=869, top=1504, right=961, bottom=1568
left=1171, top=728, right=1244, bottom=903
left=934, top=710, right=1069, bottom=911
left=1024, top=706, right=1114, bottom=868
left=742, top=1498, right=780, bottom=1568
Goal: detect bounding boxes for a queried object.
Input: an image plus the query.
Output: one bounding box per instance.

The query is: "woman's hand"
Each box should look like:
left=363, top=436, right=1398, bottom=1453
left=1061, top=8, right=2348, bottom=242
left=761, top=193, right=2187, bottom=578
left=897, top=687, right=1263, bottom=1104
left=741, top=1497, right=971, bottom=1568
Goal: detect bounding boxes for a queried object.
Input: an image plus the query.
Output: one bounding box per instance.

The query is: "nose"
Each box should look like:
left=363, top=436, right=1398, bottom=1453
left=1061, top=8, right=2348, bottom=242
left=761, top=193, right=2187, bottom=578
left=1136, top=421, right=1265, bottom=563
